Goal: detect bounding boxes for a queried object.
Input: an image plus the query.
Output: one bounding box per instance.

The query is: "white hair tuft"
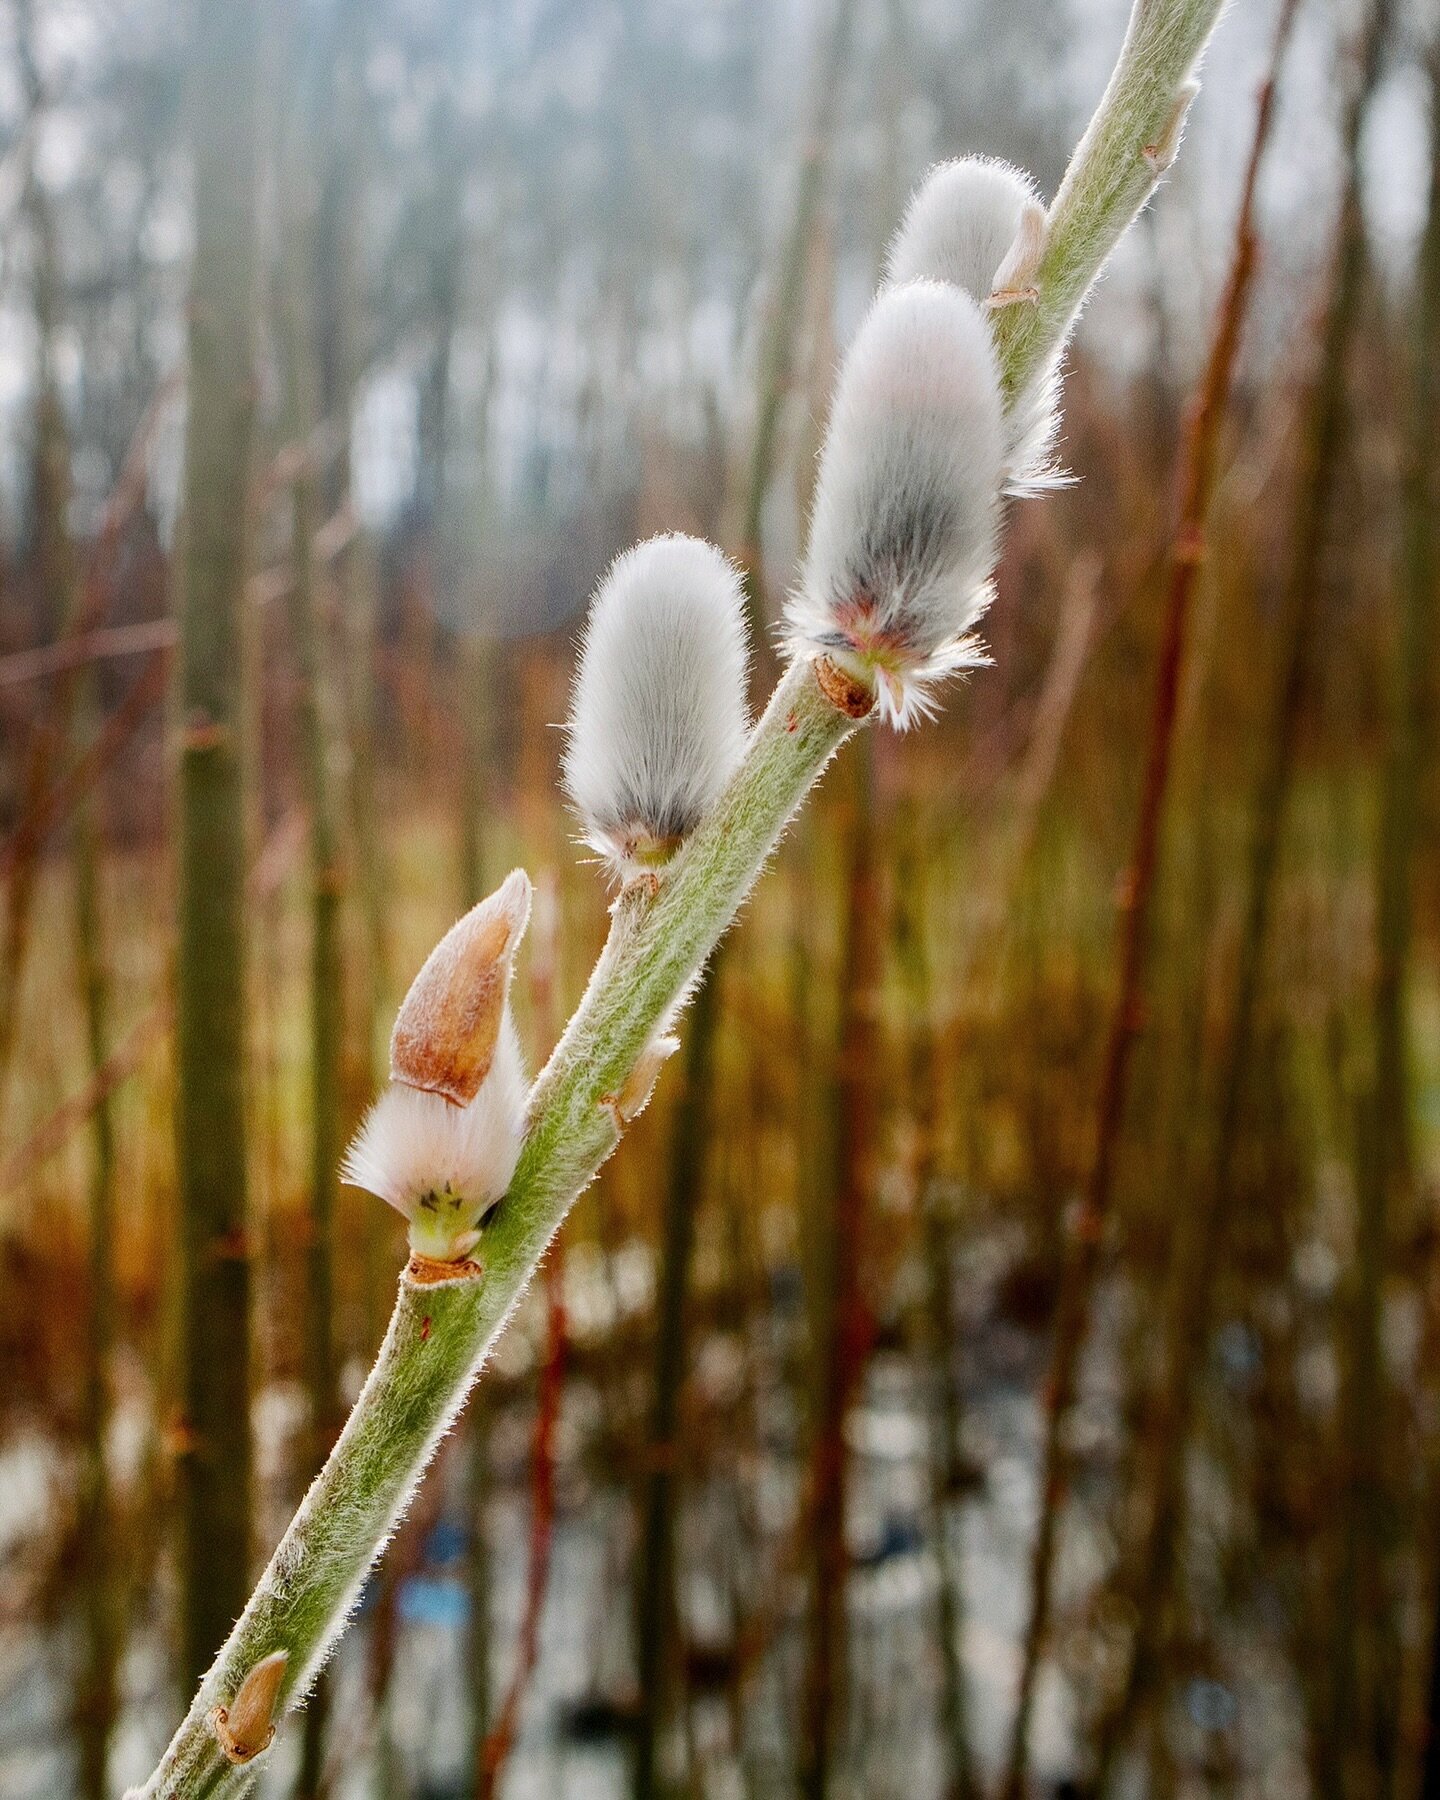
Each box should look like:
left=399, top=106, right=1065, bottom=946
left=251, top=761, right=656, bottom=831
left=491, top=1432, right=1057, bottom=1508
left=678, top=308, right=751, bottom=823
left=341, top=1014, right=527, bottom=1253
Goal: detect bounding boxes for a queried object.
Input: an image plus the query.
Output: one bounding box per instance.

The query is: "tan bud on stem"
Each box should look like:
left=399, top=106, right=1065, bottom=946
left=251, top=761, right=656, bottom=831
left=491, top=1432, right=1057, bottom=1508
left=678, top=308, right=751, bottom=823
left=987, top=200, right=1048, bottom=309
left=1144, top=80, right=1200, bottom=173
left=615, top=1033, right=681, bottom=1124
left=209, top=1650, right=288, bottom=1764
left=391, top=869, right=532, bottom=1105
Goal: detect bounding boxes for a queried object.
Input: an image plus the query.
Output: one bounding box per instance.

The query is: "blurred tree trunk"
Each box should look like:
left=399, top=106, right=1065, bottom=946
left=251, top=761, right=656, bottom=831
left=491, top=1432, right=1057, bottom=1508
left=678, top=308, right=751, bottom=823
left=1412, top=48, right=1440, bottom=1800
left=174, top=0, right=261, bottom=1696
left=460, top=632, right=493, bottom=909
left=1362, top=31, right=1440, bottom=1800
left=896, top=815, right=979, bottom=1800
left=1066, top=4, right=1302, bottom=1783
left=71, top=754, right=119, bottom=1800
left=800, top=736, right=879, bottom=1800
left=280, top=197, right=347, bottom=1800
left=0, top=2, right=91, bottom=1113
left=17, top=5, right=121, bottom=1785
left=1163, top=4, right=1389, bottom=1791
left=631, top=965, right=722, bottom=1800
left=308, top=0, right=393, bottom=1357
left=346, top=529, right=387, bottom=1055
left=406, top=9, right=466, bottom=781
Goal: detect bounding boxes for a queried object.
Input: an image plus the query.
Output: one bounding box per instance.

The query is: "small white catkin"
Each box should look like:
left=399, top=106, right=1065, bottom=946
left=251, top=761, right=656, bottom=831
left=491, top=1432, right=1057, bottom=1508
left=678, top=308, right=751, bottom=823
left=786, top=279, right=1005, bottom=729
left=341, top=1015, right=527, bottom=1236
left=887, top=156, right=1062, bottom=494
left=562, top=532, right=751, bottom=879
left=886, top=155, right=1040, bottom=304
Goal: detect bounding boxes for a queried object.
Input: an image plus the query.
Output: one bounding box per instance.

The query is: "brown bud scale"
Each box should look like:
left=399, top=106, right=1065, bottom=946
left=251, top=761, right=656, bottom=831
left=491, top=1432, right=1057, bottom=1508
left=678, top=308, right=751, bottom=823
left=406, top=1252, right=486, bottom=1287
left=390, top=873, right=530, bottom=1104
left=209, top=1650, right=288, bottom=1764
left=814, top=655, right=877, bottom=720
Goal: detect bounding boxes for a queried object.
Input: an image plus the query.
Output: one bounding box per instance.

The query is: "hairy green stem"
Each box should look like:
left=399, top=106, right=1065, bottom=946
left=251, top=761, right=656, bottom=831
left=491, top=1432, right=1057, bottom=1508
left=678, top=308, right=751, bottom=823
left=136, top=657, right=855, bottom=1800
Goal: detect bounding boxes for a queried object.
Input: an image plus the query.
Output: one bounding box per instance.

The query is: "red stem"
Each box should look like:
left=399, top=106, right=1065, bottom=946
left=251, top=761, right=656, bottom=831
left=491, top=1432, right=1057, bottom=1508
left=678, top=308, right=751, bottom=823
left=477, top=1257, right=567, bottom=1798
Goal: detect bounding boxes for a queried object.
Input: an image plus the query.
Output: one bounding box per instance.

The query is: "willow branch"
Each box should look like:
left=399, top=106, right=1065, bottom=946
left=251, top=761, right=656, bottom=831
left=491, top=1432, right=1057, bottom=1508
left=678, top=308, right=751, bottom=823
left=132, top=5, right=1227, bottom=1792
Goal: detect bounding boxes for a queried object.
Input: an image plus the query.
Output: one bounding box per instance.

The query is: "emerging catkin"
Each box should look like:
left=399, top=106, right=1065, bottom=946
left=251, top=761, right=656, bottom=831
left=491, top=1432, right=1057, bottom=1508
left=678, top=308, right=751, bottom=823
left=886, top=155, right=1041, bottom=306
left=562, top=532, right=751, bottom=881
left=785, top=280, right=1005, bottom=728
left=888, top=156, right=1061, bottom=493
left=341, top=871, right=532, bottom=1263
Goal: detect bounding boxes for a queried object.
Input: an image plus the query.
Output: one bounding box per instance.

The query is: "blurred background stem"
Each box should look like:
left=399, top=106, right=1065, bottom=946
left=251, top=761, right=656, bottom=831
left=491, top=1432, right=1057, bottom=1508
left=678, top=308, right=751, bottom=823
left=19, top=5, right=122, bottom=1787
left=1077, top=0, right=1305, bottom=1781
left=1406, top=34, right=1440, bottom=1800
left=799, top=736, right=879, bottom=1800
left=172, top=0, right=262, bottom=1699
left=630, top=964, right=721, bottom=1800
left=278, top=136, right=347, bottom=1796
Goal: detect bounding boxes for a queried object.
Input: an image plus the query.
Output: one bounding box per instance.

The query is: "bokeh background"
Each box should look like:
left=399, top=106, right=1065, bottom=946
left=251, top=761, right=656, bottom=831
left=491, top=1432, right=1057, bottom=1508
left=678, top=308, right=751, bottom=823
left=1, top=0, right=1438, bottom=1796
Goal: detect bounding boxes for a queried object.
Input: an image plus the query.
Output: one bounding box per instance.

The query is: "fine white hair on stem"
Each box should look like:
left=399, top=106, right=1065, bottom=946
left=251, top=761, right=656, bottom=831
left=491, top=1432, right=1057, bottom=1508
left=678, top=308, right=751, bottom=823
left=563, top=532, right=751, bottom=880
left=887, top=156, right=1064, bottom=493
left=886, top=156, right=1042, bottom=304
left=341, top=1015, right=527, bottom=1259
left=1002, top=358, right=1066, bottom=497
left=785, top=279, right=1004, bottom=729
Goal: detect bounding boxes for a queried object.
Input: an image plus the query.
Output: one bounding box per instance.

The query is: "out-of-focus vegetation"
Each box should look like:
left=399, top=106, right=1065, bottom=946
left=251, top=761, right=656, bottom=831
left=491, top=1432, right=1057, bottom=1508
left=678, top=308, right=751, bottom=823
left=0, top=0, right=1437, bottom=1796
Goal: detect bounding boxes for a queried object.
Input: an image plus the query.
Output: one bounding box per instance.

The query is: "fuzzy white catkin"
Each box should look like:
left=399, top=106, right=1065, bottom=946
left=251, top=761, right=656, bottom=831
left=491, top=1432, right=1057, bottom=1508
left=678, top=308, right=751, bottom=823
left=786, top=279, right=1004, bottom=728
left=887, top=157, right=1061, bottom=494
left=563, top=532, right=750, bottom=878
left=341, top=1013, right=527, bottom=1223
left=886, top=156, right=1039, bottom=304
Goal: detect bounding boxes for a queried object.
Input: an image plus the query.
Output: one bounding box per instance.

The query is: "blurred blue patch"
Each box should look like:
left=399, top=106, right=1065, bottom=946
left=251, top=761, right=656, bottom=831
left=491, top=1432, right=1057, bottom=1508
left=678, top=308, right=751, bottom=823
left=854, top=1514, right=926, bottom=1570
left=770, top=1262, right=804, bottom=1319
left=1184, top=1677, right=1238, bottom=1734
left=398, top=1575, right=470, bottom=1631
left=1214, top=1320, right=1263, bottom=1390
left=425, top=1517, right=468, bottom=1565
